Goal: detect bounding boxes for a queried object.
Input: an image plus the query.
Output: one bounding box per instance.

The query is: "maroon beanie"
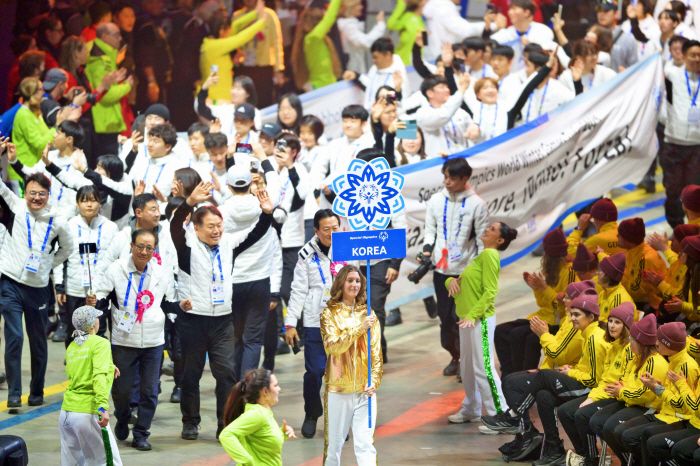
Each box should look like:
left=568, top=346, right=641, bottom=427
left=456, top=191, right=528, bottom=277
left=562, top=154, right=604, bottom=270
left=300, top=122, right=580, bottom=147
left=599, top=252, right=626, bottom=283
left=590, top=198, right=618, bottom=223
left=630, top=314, right=657, bottom=346
left=682, top=236, right=700, bottom=262
left=674, top=224, right=700, bottom=243
left=608, top=302, right=635, bottom=329
left=618, top=218, right=646, bottom=245
left=543, top=228, right=568, bottom=257
left=573, top=243, right=598, bottom=273
left=565, top=280, right=597, bottom=299
left=681, top=185, right=700, bottom=213
left=570, top=289, right=600, bottom=316
left=658, top=322, right=687, bottom=352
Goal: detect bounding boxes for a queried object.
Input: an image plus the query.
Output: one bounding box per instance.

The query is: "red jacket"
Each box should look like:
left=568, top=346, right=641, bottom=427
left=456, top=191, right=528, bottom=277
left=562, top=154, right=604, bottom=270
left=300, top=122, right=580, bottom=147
left=490, top=0, right=544, bottom=25
left=6, top=54, right=59, bottom=109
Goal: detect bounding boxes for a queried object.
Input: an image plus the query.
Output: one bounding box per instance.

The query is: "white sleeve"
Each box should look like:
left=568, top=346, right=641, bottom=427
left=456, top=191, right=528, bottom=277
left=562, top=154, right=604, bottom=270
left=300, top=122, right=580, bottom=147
left=270, top=236, right=283, bottom=294
left=292, top=164, right=310, bottom=202
left=94, top=268, right=115, bottom=301
left=559, top=70, right=575, bottom=93
left=415, top=92, right=465, bottom=130
left=442, top=17, right=485, bottom=39
left=285, top=255, right=309, bottom=327
left=344, top=20, right=387, bottom=49
left=0, top=174, right=25, bottom=212
left=263, top=164, right=281, bottom=208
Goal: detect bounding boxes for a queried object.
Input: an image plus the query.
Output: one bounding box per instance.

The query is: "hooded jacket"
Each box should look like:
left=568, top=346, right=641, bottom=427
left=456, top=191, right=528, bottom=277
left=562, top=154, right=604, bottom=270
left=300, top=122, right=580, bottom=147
left=84, top=38, right=131, bottom=134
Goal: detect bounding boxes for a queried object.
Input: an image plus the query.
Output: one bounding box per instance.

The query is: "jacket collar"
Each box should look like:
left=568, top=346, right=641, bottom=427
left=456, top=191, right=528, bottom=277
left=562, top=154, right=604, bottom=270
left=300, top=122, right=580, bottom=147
left=441, top=187, right=473, bottom=203
left=122, top=256, right=161, bottom=289
left=76, top=214, right=106, bottom=229
left=582, top=322, right=601, bottom=339
left=668, top=348, right=688, bottom=366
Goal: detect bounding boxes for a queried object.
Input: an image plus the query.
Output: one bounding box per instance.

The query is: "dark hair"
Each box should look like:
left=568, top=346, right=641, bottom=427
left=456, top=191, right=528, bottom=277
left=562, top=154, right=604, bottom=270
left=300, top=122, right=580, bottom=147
left=192, top=205, right=223, bottom=225
left=148, top=123, right=178, bottom=149
left=462, top=37, right=485, bottom=52
left=356, top=147, right=385, bottom=162
left=511, top=0, right=536, bottom=15
left=275, top=133, right=301, bottom=157
left=682, top=40, right=700, bottom=54
left=207, top=9, right=229, bottom=39
left=234, top=75, right=258, bottom=107
left=38, top=16, right=61, bottom=38
left=205, top=132, right=228, bottom=150
left=187, top=122, right=210, bottom=138
left=527, top=51, right=549, bottom=68
left=327, top=264, right=367, bottom=306
left=659, top=9, right=680, bottom=24
left=223, top=369, right=272, bottom=426
left=10, top=35, right=35, bottom=58
left=541, top=254, right=568, bottom=287
left=441, top=158, right=472, bottom=179
left=497, top=223, right=518, bottom=251
left=58, top=120, right=85, bottom=148
left=491, top=45, right=515, bottom=61
left=670, top=35, right=690, bottom=49
left=341, top=104, right=369, bottom=121
left=635, top=0, right=652, bottom=16
left=573, top=39, right=599, bottom=58
left=89, top=1, right=112, bottom=24
left=421, top=75, right=448, bottom=98
left=112, top=1, right=135, bottom=16
left=604, top=316, right=630, bottom=344
left=683, top=256, right=700, bottom=313
left=18, top=51, right=46, bottom=79
left=590, top=25, right=613, bottom=53
left=231, top=186, right=250, bottom=194
left=313, top=209, right=340, bottom=230
left=174, top=168, right=203, bottom=199
left=374, top=85, right=396, bottom=102
left=574, top=309, right=599, bottom=322
left=599, top=272, right=620, bottom=288
left=370, top=37, right=394, bottom=54
left=76, top=185, right=102, bottom=204
left=131, top=228, right=158, bottom=246
left=485, top=39, right=499, bottom=51
left=165, top=196, right=185, bottom=220
left=299, top=115, right=324, bottom=141
left=96, top=154, right=124, bottom=182
left=397, top=126, right=426, bottom=165
left=25, top=172, right=51, bottom=191
left=523, top=43, right=544, bottom=56
left=277, top=93, right=303, bottom=133
left=132, top=193, right=159, bottom=213
left=634, top=344, right=658, bottom=374
left=452, top=43, right=467, bottom=55
left=668, top=1, right=687, bottom=21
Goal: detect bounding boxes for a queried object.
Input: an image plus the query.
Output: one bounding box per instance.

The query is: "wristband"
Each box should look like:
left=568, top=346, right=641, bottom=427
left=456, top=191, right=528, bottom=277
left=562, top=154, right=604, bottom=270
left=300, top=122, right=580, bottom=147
left=654, top=385, right=665, bottom=396
left=70, top=103, right=79, bottom=109
left=284, top=326, right=295, bottom=331
left=98, top=407, right=106, bottom=414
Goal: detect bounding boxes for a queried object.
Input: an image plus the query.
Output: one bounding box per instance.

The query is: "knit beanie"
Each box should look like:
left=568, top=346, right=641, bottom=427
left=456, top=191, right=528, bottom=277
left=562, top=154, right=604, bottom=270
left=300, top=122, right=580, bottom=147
left=630, top=313, right=657, bottom=346
left=542, top=228, right=568, bottom=257
left=565, top=280, right=597, bottom=299
left=590, top=198, right=618, bottom=222
left=608, top=302, right=635, bottom=329
left=570, top=289, right=600, bottom=316
left=599, top=252, right=626, bottom=283
left=674, top=224, right=700, bottom=243
left=657, top=322, right=687, bottom=352
left=573, top=243, right=598, bottom=273
left=682, top=235, right=700, bottom=261
left=145, top=103, right=170, bottom=122
left=681, top=185, right=700, bottom=213
left=618, top=218, right=646, bottom=245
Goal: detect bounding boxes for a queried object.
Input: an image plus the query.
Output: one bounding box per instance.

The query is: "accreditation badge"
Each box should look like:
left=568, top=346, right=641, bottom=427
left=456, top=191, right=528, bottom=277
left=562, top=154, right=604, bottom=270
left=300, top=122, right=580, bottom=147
left=24, top=252, right=41, bottom=273
left=117, top=310, right=137, bottom=334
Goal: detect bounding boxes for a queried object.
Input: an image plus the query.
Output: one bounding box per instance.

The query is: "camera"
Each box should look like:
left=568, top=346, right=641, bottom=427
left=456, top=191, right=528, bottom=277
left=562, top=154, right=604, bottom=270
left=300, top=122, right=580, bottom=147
left=385, top=92, right=397, bottom=105
left=276, top=139, right=288, bottom=153
left=407, top=253, right=436, bottom=284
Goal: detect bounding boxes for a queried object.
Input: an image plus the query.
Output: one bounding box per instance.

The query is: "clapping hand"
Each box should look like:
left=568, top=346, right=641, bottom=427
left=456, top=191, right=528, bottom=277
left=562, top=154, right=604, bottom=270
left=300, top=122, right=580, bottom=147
left=530, top=316, right=549, bottom=337
left=640, top=372, right=660, bottom=391
left=647, top=232, right=669, bottom=252
left=641, top=269, right=664, bottom=286
left=665, top=296, right=684, bottom=313
left=604, top=382, right=623, bottom=398
left=666, top=370, right=685, bottom=387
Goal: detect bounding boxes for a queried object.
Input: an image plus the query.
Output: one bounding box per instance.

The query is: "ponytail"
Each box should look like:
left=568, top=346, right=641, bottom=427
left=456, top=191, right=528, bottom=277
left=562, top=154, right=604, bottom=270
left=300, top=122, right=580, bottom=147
left=223, top=369, right=272, bottom=426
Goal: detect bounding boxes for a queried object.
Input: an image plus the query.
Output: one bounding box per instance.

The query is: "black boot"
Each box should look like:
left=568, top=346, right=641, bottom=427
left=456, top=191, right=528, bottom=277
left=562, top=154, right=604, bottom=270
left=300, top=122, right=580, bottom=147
left=386, top=309, right=402, bottom=326
left=301, top=415, right=318, bottom=438
left=510, top=425, right=543, bottom=461
left=424, top=296, right=438, bottom=318
left=443, top=358, right=459, bottom=376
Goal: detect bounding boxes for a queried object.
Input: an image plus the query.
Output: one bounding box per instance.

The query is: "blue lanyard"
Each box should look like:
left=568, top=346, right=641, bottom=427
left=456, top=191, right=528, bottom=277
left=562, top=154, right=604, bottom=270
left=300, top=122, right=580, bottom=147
left=478, top=103, right=498, bottom=139
left=26, top=213, right=53, bottom=252
left=443, top=119, right=458, bottom=149
left=57, top=165, right=70, bottom=201
left=124, top=265, right=148, bottom=312
left=481, top=64, right=487, bottom=78
left=280, top=176, right=291, bottom=202
left=526, top=80, right=549, bottom=122
left=244, top=132, right=251, bottom=144
left=686, top=70, right=700, bottom=107
left=443, top=198, right=467, bottom=242
left=78, top=224, right=102, bottom=264
left=313, top=252, right=326, bottom=285
left=212, top=249, right=223, bottom=282
left=143, top=163, right=166, bottom=184
left=516, top=27, right=531, bottom=62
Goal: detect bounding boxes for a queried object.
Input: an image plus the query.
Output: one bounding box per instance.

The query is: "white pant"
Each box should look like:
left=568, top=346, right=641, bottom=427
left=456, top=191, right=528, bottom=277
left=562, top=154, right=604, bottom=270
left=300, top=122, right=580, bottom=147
left=459, top=315, right=508, bottom=418
left=324, top=392, right=377, bottom=466
left=59, top=410, right=123, bottom=466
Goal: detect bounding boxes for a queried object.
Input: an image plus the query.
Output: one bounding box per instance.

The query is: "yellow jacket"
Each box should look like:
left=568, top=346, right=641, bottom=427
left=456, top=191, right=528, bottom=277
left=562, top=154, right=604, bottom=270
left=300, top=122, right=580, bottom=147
left=231, top=7, right=284, bottom=70
left=688, top=338, right=700, bottom=366
left=567, top=222, right=624, bottom=257
left=567, top=323, right=609, bottom=388
left=528, top=263, right=576, bottom=325
left=597, top=284, right=635, bottom=323
left=619, top=353, right=668, bottom=407
left=599, top=244, right=667, bottom=308
left=652, top=349, right=700, bottom=424
left=320, top=302, right=382, bottom=393
left=673, top=365, right=700, bottom=429
left=658, top=249, right=687, bottom=302
left=690, top=218, right=700, bottom=226
left=539, top=315, right=583, bottom=370
left=680, top=287, right=700, bottom=321
left=588, top=341, right=633, bottom=401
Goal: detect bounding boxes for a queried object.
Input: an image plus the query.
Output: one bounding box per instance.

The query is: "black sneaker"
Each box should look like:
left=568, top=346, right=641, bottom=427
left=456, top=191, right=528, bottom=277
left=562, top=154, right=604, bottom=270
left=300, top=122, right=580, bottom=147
left=132, top=438, right=152, bottom=451
left=424, top=297, right=438, bottom=319
left=386, top=309, right=402, bottom=326
left=0, top=373, right=5, bottom=384
left=7, top=396, right=21, bottom=408
left=499, top=434, right=524, bottom=457
left=443, top=358, right=459, bottom=376
left=27, top=396, right=43, bottom=406
left=170, top=386, right=181, bottom=403
left=162, top=362, right=175, bottom=377
left=276, top=338, right=291, bottom=355
left=637, top=174, right=656, bottom=194
left=301, top=416, right=318, bottom=438
left=533, top=440, right=566, bottom=466
left=511, top=428, right=544, bottom=461
left=129, top=406, right=138, bottom=425
left=45, top=319, right=59, bottom=338
left=181, top=424, right=199, bottom=440
left=52, top=322, right=68, bottom=342
left=115, top=421, right=130, bottom=441
left=481, top=410, right=523, bottom=434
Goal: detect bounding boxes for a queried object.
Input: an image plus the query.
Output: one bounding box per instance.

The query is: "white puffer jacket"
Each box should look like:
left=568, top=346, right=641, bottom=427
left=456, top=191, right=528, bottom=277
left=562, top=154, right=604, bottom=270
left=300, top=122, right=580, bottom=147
left=95, top=256, right=175, bottom=348
left=665, top=65, right=700, bottom=145
left=272, top=161, right=310, bottom=248
left=54, top=214, right=120, bottom=297
left=285, top=236, right=334, bottom=328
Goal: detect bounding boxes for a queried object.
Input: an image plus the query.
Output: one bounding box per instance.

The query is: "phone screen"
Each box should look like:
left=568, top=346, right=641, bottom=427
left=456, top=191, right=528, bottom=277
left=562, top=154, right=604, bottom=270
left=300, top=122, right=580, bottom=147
left=236, top=143, right=253, bottom=154
left=422, top=30, right=428, bottom=47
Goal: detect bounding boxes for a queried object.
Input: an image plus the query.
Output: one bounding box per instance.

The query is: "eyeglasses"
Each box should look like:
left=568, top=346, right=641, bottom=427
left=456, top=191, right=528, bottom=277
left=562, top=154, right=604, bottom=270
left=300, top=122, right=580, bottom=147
left=134, top=245, right=156, bottom=253
left=27, top=191, right=49, bottom=198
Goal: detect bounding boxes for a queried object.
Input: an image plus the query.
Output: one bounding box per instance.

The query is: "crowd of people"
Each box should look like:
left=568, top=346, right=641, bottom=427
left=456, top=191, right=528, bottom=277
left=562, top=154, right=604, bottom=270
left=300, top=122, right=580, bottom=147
left=2, top=0, right=700, bottom=464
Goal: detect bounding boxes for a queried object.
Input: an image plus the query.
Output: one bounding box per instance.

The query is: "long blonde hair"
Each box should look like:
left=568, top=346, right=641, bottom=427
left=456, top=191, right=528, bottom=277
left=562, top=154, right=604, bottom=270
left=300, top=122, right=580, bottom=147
left=59, top=35, right=86, bottom=77
left=327, top=264, right=367, bottom=306
left=19, top=77, right=42, bottom=114
left=291, top=8, right=343, bottom=90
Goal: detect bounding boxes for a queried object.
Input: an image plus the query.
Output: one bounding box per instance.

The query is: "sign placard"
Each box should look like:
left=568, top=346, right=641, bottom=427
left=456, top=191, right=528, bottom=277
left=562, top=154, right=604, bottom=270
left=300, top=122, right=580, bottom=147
left=332, top=229, right=407, bottom=262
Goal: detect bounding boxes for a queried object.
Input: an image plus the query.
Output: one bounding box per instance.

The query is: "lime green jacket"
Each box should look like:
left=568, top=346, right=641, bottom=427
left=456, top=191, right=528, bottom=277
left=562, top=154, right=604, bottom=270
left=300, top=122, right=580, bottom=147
left=10, top=106, right=55, bottom=181
left=386, top=0, right=425, bottom=66
left=220, top=403, right=285, bottom=466
left=446, top=248, right=500, bottom=321
left=62, top=335, right=114, bottom=415
left=85, top=38, right=131, bottom=134
left=304, top=0, right=342, bottom=89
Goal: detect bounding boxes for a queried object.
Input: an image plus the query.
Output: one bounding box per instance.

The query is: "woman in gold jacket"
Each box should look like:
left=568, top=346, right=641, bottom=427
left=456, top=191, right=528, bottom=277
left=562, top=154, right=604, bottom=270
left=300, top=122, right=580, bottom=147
left=320, top=265, right=382, bottom=466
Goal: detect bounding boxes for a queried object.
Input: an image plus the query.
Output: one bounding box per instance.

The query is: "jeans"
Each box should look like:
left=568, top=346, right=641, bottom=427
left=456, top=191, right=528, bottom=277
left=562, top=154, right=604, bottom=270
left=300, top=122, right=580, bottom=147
left=304, top=327, right=327, bottom=419
left=111, top=345, right=163, bottom=440
left=433, top=272, right=460, bottom=360
left=231, top=277, right=271, bottom=382
left=1, top=277, right=51, bottom=399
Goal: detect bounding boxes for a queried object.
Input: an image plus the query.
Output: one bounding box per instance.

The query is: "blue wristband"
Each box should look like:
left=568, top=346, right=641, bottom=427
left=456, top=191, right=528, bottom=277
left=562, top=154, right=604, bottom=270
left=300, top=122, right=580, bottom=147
left=98, top=407, right=106, bottom=414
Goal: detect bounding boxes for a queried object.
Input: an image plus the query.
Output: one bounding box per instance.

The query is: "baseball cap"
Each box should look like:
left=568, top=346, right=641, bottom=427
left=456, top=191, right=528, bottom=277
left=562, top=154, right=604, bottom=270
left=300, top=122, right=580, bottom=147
left=235, top=103, right=256, bottom=121
left=260, top=122, right=281, bottom=138
left=227, top=164, right=252, bottom=188
left=43, top=68, right=67, bottom=91
left=596, top=0, right=618, bottom=11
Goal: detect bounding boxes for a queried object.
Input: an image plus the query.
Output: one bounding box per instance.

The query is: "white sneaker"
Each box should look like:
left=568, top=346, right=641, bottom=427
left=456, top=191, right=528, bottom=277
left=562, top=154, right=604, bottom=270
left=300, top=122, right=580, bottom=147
left=604, top=454, right=611, bottom=466
left=478, top=425, right=501, bottom=435
left=566, top=451, right=585, bottom=466
left=448, top=412, right=480, bottom=423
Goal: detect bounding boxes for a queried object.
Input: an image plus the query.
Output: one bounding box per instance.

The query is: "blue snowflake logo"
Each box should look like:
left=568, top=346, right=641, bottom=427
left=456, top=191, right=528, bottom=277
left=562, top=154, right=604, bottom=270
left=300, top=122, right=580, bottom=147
left=332, top=157, right=405, bottom=230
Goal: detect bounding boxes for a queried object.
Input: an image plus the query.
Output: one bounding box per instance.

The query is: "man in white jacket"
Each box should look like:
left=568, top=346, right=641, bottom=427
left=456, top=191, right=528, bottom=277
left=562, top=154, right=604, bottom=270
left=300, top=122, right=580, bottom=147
left=337, top=6, right=386, bottom=75
left=420, top=158, right=489, bottom=377
left=422, top=0, right=487, bottom=61
left=0, top=162, right=73, bottom=409
left=350, top=38, right=410, bottom=110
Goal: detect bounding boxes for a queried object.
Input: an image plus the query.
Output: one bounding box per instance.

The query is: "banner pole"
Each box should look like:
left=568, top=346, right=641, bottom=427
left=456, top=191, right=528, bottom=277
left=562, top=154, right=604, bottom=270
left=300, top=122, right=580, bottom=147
left=366, top=256, right=371, bottom=429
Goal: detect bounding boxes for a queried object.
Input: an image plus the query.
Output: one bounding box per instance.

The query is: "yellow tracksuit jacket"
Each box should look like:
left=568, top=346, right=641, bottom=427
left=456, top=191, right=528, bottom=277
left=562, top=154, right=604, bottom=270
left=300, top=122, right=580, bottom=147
left=651, top=349, right=700, bottom=424
left=528, top=263, right=576, bottom=325
left=597, top=284, right=635, bottom=323
left=680, top=288, right=700, bottom=322
left=598, top=244, right=667, bottom=308
left=588, top=340, right=633, bottom=401
left=657, top=249, right=687, bottom=301
left=539, top=315, right=584, bottom=370
left=567, top=222, right=624, bottom=257
left=673, top=365, right=700, bottom=429
left=688, top=338, right=700, bottom=366
left=619, top=353, right=669, bottom=407
left=567, top=324, right=609, bottom=388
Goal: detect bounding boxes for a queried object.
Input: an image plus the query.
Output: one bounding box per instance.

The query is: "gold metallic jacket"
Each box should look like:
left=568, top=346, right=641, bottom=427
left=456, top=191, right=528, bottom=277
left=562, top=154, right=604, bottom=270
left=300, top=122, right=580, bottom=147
left=320, top=302, right=383, bottom=393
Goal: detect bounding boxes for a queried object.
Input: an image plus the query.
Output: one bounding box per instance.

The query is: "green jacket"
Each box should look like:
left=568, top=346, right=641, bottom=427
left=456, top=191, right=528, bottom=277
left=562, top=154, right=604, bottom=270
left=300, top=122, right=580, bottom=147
left=386, top=0, right=425, bottom=66
left=446, top=248, right=500, bottom=321
left=304, top=0, right=342, bottom=89
left=62, top=335, right=114, bottom=415
left=85, top=38, right=131, bottom=134
left=10, top=106, right=55, bottom=181
left=220, top=403, right=285, bottom=466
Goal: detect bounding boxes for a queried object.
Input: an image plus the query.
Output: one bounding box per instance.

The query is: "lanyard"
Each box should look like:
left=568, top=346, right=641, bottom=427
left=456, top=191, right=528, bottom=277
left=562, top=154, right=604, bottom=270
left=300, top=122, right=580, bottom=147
left=280, top=176, right=291, bottom=202
left=526, top=80, right=549, bottom=122
left=124, top=265, right=148, bottom=312
left=211, top=249, right=223, bottom=282
left=443, top=198, right=467, bottom=242
left=588, top=72, right=594, bottom=90
left=143, top=163, right=166, bottom=184
left=57, top=165, right=70, bottom=201
left=686, top=69, right=700, bottom=107
left=78, top=224, right=102, bottom=265
left=516, top=27, right=531, bottom=62
left=443, top=119, right=458, bottom=149
left=481, top=64, right=487, bottom=78
left=244, top=132, right=251, bottom=144
left=26, top=213, right=53, bottom=252
left=479, top=103, right=498, bottom=140
left=313, top=252, right=326, bottom=285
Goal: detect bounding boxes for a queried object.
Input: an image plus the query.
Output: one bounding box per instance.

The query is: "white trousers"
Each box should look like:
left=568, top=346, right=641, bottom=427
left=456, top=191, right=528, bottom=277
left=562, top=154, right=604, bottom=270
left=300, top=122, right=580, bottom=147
left=459, top=315, right=508, bottom=418
left=323, top=392, right=378, bottom=466
left=59, top=410, right=123, bottom=466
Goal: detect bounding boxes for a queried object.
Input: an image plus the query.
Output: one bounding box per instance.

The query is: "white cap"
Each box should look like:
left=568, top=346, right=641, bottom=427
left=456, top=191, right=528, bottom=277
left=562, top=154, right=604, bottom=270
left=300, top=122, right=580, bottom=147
left=227, top=164, right=252, bottom=188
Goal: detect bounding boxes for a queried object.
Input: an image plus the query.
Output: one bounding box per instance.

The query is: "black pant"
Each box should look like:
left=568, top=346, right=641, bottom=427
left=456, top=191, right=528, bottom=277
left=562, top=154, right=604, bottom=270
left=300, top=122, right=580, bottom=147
left=263, top=297, right=280, bottom=371
left=502, top=371, right=537, bottom=424
left=112, top=345, right=163, bottom=440
left=163, top=313, right=182, bottom=388
left=231, top=278, right=270, bottom=382
left=280, top=247, right=301, bottom=307
left=619, top=414, right=682, bottom=466
left=669, top=429, right=700, bottom=466
left=92, top=132, right=119, bottom=158
left=303, top=327, right=326, bottom=419
left=178, top=313, right=235, bottom=427
left=369, top=261, right=393, bottom=360
left=64, top=295, right=87, bottom=348
left=659, top=142, right=700, bottom=228
left=590, top=402, right=647, bottom=464
left=233, top=65, right=275, bottom=108
left=495, top=319, right=558, bottom=378
left=559, top=397, right=618, bottom=457
left=433, top=272, right=460, bottom=360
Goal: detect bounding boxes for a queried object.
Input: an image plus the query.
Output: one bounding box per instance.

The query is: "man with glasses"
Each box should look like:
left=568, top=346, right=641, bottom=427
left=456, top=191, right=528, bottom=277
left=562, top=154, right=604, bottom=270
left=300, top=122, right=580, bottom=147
left=0, top=159, right=73, bottom=409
